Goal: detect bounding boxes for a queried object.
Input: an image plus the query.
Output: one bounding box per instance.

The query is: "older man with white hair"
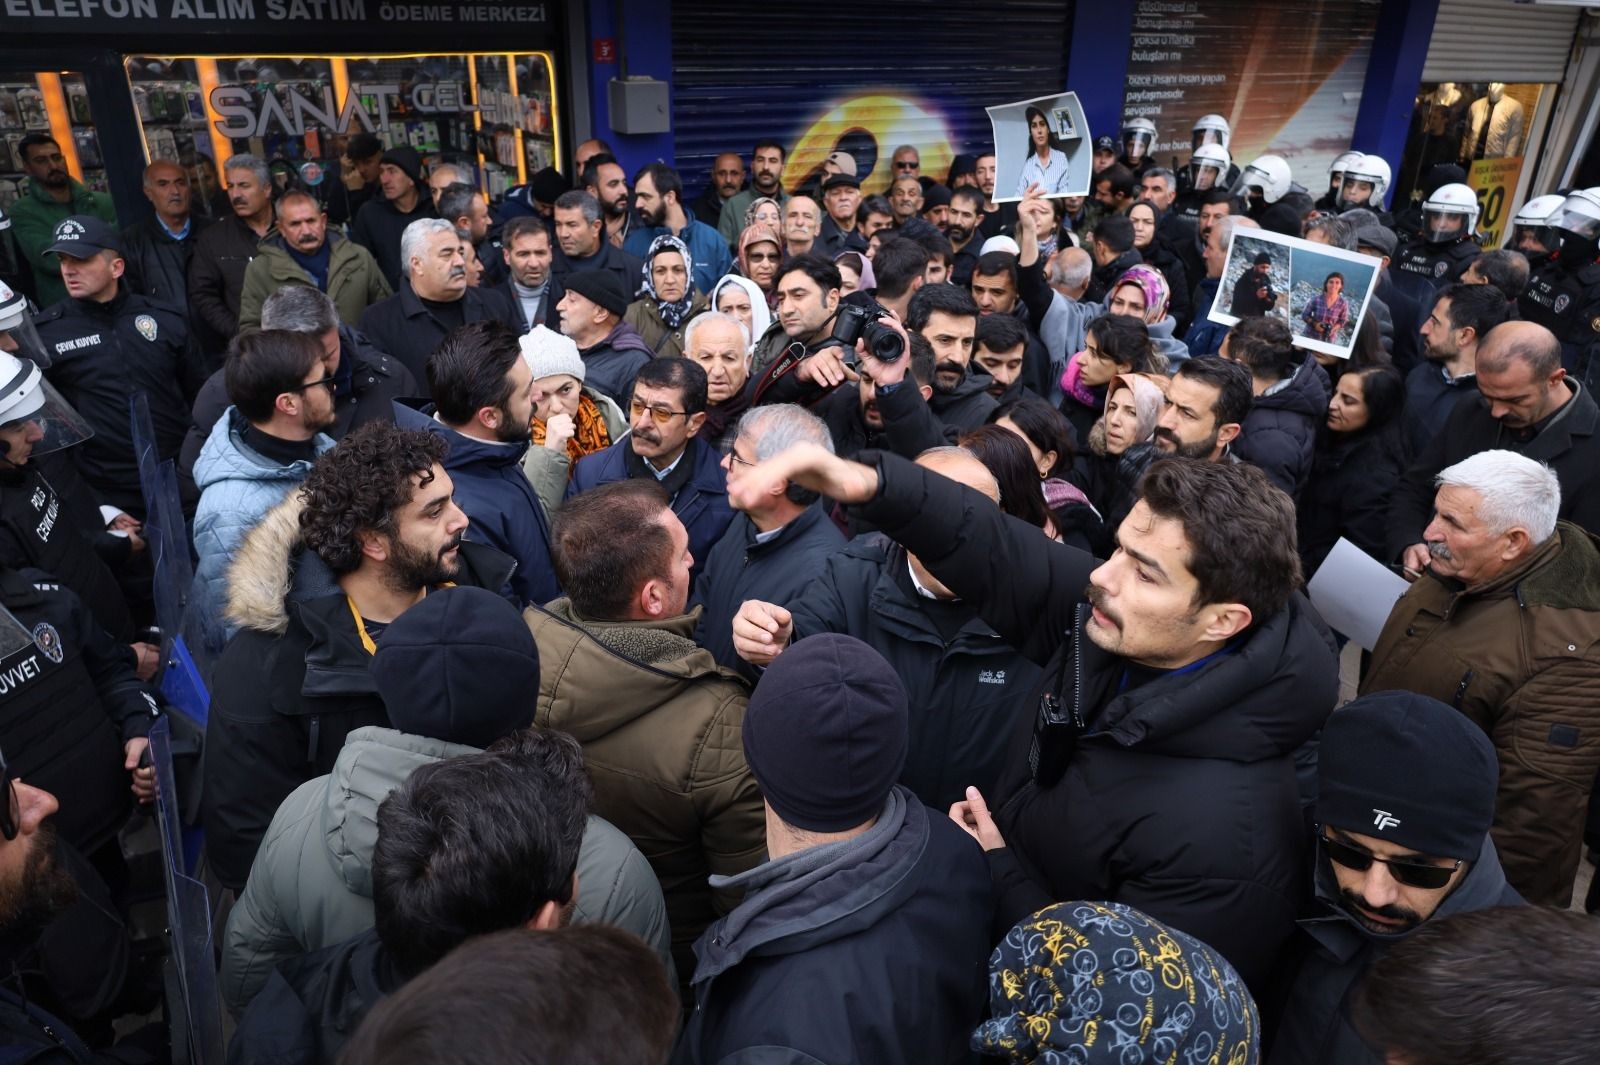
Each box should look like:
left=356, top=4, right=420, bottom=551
left=357, top=217, right=517, bottom=381
left=1363, top=448, right=1600, bottom=908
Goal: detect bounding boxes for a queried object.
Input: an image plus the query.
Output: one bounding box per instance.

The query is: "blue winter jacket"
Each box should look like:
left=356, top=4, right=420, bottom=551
left=568, top=434, right=734, bottom=582
left=391, top=402, right=559, bottom=606
left=622, top=208, right=735, bottom=298
left=191, top=408, right=334, bottom=654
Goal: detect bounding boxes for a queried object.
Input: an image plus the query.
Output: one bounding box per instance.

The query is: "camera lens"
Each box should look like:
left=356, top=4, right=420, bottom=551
left=863, top=322, right=905, bottom=363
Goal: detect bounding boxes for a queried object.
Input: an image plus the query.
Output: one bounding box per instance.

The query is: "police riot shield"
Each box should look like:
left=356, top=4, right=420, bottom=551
left=150, top=717, right=225, bottom=1065
left=131, top=393, right=200, bottom=689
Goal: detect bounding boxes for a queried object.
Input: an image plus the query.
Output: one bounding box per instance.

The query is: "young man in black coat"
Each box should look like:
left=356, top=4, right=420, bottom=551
left=728, top=337, right=1339, bottom=993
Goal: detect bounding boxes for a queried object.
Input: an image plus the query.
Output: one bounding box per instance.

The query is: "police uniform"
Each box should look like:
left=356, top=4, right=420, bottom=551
left=1391, top=235, right=1480, bottom=302
left=0, top=565, right=158, bottom=855
left=1520, top=254, right=1600, bottom=385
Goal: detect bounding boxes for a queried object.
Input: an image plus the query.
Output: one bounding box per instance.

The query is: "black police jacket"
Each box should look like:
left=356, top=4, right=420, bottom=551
left=34, top=290, right=205, bottom=516
left=1390, top=236, right=1480, bottom=305
left=1520, top=255, right=1600, bottom=383
left=0, top=566, right=159, bottom=855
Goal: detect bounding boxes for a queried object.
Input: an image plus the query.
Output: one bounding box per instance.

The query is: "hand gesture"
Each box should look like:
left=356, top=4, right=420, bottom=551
left=1401, top=543, right=1431, bottom=580
left=731, top=600, right=793, bottom=666
left=796, top=346, right=852, bottom=390
left=545, top=412, right=575, bottom=451
left=723, top=442, right=880, bottom=514
left=949, top=786, right=1007, bottom=851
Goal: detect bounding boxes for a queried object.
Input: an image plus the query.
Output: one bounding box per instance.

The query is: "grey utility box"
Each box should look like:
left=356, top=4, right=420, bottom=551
left=608, top=77, right=670, bottom=134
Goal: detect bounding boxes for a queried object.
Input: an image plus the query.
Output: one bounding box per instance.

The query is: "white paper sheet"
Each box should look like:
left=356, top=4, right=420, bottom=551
left=1307, top=537, right=1412, bottom=651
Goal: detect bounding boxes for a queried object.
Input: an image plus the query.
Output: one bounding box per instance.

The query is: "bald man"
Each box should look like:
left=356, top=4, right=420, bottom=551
left=732, top=445, right=1044, bottom=810
left=122, top=159, right=208, bottom=310
left=691, top=152, right=746, bottom=234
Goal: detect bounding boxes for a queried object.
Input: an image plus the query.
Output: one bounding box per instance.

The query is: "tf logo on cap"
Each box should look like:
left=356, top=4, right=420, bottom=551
left=45, top=215, right=123, bottom=259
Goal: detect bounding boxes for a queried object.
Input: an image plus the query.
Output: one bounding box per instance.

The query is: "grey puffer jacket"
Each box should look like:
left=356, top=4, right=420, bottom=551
left=219, top=725, right=673, bottom=1015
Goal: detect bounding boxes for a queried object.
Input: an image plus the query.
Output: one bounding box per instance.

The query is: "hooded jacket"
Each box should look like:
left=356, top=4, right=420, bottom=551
left=849, top=450, right=1340, bottom=990
left=391, top=402, right=557, bottom=606
left=1267, top=835, right=1523, bottom=1065
left=356, top=282, right=518, bottom=385
left=785, top=535, right=1044, bottom=810
left=237, top=232, right=393, bottom=330
left=525, top=598, right=766, bottom=982
left=191, top=408, right=335, bottom=655
left=1361, top=523, right=1600, bottom=906
left=201, top=496, right=515, bottom=890
left=676, top=787, right=992, bottom=1065
left=220, top=726, right=673, bottom=1015
left=1233, top=356, right=1331, bottom=498
left=574, top=321, right=654, bottom=407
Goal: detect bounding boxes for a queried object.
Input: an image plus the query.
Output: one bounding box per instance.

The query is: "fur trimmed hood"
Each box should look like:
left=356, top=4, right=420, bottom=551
left=223, top=493, right=338, bottom=635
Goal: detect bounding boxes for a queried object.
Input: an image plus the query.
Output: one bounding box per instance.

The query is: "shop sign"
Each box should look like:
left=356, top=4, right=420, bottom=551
left=1466, top=156, right=1522, bottom=248
left=209, top=82, right=480, bottom=137
left=2, top=0, right=547, bottom=33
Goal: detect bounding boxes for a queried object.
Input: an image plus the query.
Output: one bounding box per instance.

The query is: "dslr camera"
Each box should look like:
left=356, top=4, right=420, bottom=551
left=826, top=299, right=905, bottom=363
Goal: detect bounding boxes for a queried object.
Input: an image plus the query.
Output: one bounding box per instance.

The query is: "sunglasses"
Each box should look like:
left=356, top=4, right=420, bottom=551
left=629, top=399, right=688, bottom=426
left=894, top=161, right=918, bottom=170
left=745, top=251, right=781, bottom=263
left=1318, top=831, right=1461, bottom=890
left=0, top=750, right=16, bottom=842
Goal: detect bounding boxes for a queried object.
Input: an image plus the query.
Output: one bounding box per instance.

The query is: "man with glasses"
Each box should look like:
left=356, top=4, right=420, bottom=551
left=568, top=358, right=732, bottom=582
left=393, top=320, right=557, bottom=607
left=191, top=329, right=338, bottom=656
left=1269, top=690, right=1520, bottom=1065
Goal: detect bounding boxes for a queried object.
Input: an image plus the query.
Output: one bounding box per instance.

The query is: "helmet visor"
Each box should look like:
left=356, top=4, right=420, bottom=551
left=1337, top=177, right=1375, bottom=210
left=1192, top=162, right=1222, bottom=191
left=1553, top=204, right=1600, bottom=241
left=1423, top=209, right=1469, bottom=243
left=0, top=314, right=51, bottom=370
left=1509, top=224, right=1559, bottom=255
left=1228, top=167, right=1267, bottom=200
left=1122, top=131, right=1152, bottom=160
left=0, top=374, right=94, bottom=464
left=1192, top=128, right=1225, bottom=150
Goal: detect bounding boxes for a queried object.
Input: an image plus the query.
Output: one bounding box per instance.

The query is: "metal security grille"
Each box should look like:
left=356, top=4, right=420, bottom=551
left=671, top=2, right=1071, bottom=199
left=1423, top=0, right=1580, bottom=83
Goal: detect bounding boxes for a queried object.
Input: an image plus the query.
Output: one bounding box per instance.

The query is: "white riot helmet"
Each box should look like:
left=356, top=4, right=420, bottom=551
left=1421, top=183, right=1480, bottom=244
left=1328, top=151, right=1364, bottom=193
left=1192, top=114, right=1230, bottom=151
left=1229, top=154, right=1292, bottom=204
left=0, top=350, right=94, bottom=464
left=1121, top=117, right=1157, bottom=164
left=1508, top=193, right=1567, bottom=256
left=0, top=281, right=50, bottom=370
left=1338, top=154, right=1391, bottom=211
left=1549, top=189, right=1600, bottom=261
left=1189, top=144, right=1231, bottom=193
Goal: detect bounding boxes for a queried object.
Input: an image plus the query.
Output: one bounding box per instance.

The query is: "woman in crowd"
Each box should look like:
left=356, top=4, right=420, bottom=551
left=1070, top=371, right=1169, bottom=554
left=742, top=196, right=783, bottom=241
left=623, top=235, right=707, bottom=358
left=1300, top=271, right=1351, bottom=344
left=989, top=396, right=1103, bottom=554
left=736, top=223, right=783, bottom=309
left=1296, top=363, right=1408, bottom=578
left=1127, top=200, right=1191, bottom=331
left=835, top=250, right=875, bottom=296
left=1018, top=105, right=1072, bottom=196
left=710, top=274, right=772, bottom=351
left=686, top=313, right=753, bottom=449
left=1057, top=313, right=1165, bottom=443
left=1106, top=263, right=1190, bottom=365
left=519, top=327, right=628, bottom=515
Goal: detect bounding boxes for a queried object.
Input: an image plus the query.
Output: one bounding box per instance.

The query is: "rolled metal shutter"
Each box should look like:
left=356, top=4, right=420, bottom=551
left=671, top=2, right=1071, bottom=197
left=1422, top=0, right=1580, bottom=82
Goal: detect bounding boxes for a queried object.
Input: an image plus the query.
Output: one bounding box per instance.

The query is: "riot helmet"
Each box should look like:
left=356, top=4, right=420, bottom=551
left=1229, top=154, right=1292, bottom=204
left=1507, top=194, right=1566, bottom=258
left=1192, top=114, right=1230, bottom=151
left=0, top=351, right=94, bottom=465
left=1189, top=144, right=1231, bottom=193
left=1121, top=117, right=1157, bottom=164
left=1420, top=183, right=1481, bottom=244
left=1338, top=154, right=1391, bottom=211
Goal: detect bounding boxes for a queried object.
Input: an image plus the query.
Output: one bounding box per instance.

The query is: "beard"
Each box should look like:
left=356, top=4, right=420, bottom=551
left=934, top=360, right=966, bottom=392
left=0, top=822, right=80, bottom=940
left=1153, top=425, right=1220, bottom=460
left=946, top=222, right=970, bottom=244
left=496, top=405, right=532, bottom=444
left=386, top=530, right=464, bottom=592
left=1337, top=887, right=1423, bottom=935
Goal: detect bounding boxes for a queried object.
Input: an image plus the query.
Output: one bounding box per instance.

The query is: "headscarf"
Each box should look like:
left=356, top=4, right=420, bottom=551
left=641, top=234, right=696, bottom=329
left=1087, top=372, right=1169, bottom=456
left=835, top=250, right=876, bottom=293
left=972, top=900, right=1260, bottom=1064
left=743, top=196, right=784, bottom=238
left=1111, top=263, right=1171, bottom=324
left=737, top=224, right=783, bottom=279
left=710, top=274, right=772, bottom=348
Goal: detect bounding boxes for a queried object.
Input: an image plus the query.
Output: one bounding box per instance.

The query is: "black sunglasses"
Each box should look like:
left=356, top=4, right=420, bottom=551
left=0, top=749, right=16, bottom=841
left=1318, top=830, right=1461, bottom=890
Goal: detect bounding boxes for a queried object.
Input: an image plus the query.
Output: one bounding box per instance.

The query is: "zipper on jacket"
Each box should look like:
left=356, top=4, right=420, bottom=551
left=1451, top=670, right=1474, bottom=710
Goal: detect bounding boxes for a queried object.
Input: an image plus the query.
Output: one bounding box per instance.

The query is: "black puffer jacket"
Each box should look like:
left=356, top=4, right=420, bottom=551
left=1069, top=441, right=1161, bottom=554
left=1233, top=356, right=1330, bottom=499
left=852, top=451, right=1340, bottom=991
left=1296, top=429, right=1407, bottom=577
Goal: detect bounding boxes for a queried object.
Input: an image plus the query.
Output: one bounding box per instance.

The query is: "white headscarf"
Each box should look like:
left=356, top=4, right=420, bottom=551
left=710, top=274, right=772, bottom=351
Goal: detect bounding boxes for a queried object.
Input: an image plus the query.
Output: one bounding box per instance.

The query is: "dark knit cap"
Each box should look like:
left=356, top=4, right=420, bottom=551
left=530, top=166, right=570, bottom=205
left=743, top=634, right=908, bottom=832
left=947, top=154, right=978, bottom=181
left=1317, top=690, right=1498, bottom=861
left=380, top=146, right=423, bottom=186
left=921, top=184, right=953, bottom=210
left=1253, top=251, right=1274, bottom=266
left=346, top=132, right=383, bottom=161
left=369, top=587, right=539, bottom=749
left=562, top=269, right=629, bottom=318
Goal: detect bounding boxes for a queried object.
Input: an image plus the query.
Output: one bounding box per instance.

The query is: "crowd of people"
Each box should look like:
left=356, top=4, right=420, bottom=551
left=0, top=107, right=1597, bottom=1065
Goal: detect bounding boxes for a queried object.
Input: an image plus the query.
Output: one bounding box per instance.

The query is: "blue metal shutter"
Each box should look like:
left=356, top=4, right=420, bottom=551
left=671, top=2, right=1072, bottom=200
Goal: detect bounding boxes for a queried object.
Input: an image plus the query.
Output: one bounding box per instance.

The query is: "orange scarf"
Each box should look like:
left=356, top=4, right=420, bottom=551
left=532, top=393, right=612, bottom=475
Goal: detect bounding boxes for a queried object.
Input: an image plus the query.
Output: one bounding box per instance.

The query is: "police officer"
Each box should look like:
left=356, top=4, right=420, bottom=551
left=1173, top=145, right=1231, bottom=220
left=1176, top=114, right=1241, bottom=197
left=1335, top=153, right=1394, bottom=226
left=1506, top=193, right=1566, bottom=271
left=30, top=216, right=203, bottom=517
left=1519, top=188, right=1600, bottom=386
left=1230, top=154, right=1300, bottom=235
left=1317, top=150, right=1363, bottom=212
left=1120, top=117, right=1158, bottom=179
left=1391, top=183, right=1482, bottom=302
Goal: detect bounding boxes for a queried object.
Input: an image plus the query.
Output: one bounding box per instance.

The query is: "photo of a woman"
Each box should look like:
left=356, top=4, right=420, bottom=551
left=1299, top=272, right=1350, bottom=344
left=1017, top=106, right=1071, bottom=196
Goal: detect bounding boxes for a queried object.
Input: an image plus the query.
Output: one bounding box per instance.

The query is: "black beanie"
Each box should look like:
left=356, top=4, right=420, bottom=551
left=370, top=586, right=539, bottom=749
left=1253, top=251, right=1274, bottom=266
left=1317, top=690, right=1497, bottom=861
left=380, top=146, right=423, bottom=187
left=921, top=184, right=953, bottom=210
left=562, top=269, right=630, bottom=318
left=530, top=166, right=570, bottom=205
left=743, top=634, right=908, bottom=832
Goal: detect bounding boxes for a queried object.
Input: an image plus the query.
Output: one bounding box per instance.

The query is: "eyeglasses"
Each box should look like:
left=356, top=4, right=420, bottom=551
left=1317, top=830, right=1462, bottom=890
left=630, top=399, right=688, bottom=425
left=894, top=161, right=918, bottom=170
left=289, top=375, right=338, bottom=394
left=0, top=749, right=16, bottom=842
left=745, top=251, right=781, bottom=263
left=726, top=448, right=757, bottom=469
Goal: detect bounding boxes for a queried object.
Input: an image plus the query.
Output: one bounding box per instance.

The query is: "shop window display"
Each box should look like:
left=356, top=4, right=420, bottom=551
left=0, top=73, right=105, bottom=211
left=1396, top=81, right=1548, bottom=210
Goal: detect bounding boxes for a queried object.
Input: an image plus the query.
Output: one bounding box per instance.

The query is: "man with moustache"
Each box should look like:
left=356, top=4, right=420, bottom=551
left=782, top=196, right=822, bottom=258
left=691, top=152, right=746, bottom=236
left=8, top=134, right=117, bottom=308
left=582, top=153, right=636, bottom=249
left=889, top=175, right=925, bottom=228
left=718, top=140, right=789, bottom=246
left=1268, top=691, right=1522, bottom=1065
left=1153, top=357, right=1253, bottom=461
left=907, top=283, right=996, bottom=430
left=350, top=147, right=437, bottom=289
left=946, top=187, right=986, bottom=287
left=122, top=159, right=207, bottom=312
left=238, top=190, right=391, bottom=330
left=622, top=163, right=731, bottom=296
left=392, top=320, right=558, bottom=607
left=190, top=154, right=276, bottom=358
left=201, top=421, right=515, bottom=891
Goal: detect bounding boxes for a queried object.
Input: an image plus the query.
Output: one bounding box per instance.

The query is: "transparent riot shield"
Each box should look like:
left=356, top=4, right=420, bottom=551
left=151, top=716, right=225, bottom=1065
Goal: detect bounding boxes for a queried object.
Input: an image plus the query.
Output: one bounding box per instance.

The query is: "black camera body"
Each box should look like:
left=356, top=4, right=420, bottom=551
left=828, top=300, right=905, bottom=363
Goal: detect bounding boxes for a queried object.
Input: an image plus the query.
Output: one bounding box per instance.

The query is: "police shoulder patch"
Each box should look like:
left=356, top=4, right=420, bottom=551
left=1554, top=294, right=1571, bottom=315
left=1592, top=316, right=1600, bottom=333
left=31, top=622, right=63, bottom=664
left=134, top=314, right=158, bottom=342
left=1434, top=261, right=1448, bottom=278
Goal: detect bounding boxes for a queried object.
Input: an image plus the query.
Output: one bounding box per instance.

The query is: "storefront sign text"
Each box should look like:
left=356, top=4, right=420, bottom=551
left=3, top=0, right=546, bottom=30
left=208, top=82, right=480, bottom=137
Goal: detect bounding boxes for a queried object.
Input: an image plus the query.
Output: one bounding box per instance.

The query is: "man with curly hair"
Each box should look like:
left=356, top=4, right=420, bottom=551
left=200, top=421, right=516, bottom=891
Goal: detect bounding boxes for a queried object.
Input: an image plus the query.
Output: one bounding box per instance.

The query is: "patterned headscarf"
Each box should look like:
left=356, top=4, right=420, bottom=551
left=972, top=901, right=1260, bottom=1065
left=1111, top=264, right=1171, bottom=324
left=641, top=234, right=696, bottom=329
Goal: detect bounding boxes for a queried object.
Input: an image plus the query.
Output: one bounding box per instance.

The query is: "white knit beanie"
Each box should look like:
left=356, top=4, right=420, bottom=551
left=518, top=325, right=586, bottom=383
